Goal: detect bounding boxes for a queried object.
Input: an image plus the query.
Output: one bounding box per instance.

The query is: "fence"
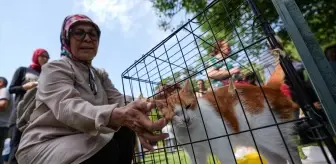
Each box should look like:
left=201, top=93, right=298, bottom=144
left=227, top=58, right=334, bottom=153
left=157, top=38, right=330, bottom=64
left=121, top=0, right=336, bottom=163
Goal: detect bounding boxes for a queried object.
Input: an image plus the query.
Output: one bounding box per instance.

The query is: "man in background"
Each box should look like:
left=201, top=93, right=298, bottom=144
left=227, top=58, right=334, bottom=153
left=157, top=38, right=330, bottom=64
left=0, top=77, right=13, bottom=164
left=196, top=80, right=207, bottom=98
left=325, top=44, right=336, bottom=73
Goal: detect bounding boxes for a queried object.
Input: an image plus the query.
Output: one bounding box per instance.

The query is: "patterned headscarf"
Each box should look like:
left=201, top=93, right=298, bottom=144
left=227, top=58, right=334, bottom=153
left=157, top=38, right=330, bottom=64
left=60, top=14, right=100, bottom=95
left=30, top=48, right=48, bottom=72
left=60, top=14, right=101, bottom=64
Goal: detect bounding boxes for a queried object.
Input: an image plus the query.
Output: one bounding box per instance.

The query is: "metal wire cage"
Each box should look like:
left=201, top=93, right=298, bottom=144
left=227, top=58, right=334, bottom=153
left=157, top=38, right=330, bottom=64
left=121, top=0, right=336, bottom=163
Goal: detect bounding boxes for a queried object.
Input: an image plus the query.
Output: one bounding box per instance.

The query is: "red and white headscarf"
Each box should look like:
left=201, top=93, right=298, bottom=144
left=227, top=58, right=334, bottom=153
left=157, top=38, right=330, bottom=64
left=30, top=48, right=48, bottom=72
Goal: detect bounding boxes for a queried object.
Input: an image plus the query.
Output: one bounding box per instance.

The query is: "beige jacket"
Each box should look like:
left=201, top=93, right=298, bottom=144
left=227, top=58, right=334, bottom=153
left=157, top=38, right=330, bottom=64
left=16, top=56, right=129, bottom=164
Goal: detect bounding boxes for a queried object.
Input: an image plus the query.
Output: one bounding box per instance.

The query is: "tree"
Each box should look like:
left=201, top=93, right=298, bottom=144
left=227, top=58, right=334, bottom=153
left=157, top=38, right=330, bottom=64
left=150, top=0, right=336, bottom=47
left=150, top=0, right=335, bottom=89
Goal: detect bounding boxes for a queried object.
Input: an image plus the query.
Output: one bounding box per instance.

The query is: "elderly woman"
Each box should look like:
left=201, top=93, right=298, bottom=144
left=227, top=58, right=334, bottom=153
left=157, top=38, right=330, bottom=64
left=16, top=14, right=168, bottom=164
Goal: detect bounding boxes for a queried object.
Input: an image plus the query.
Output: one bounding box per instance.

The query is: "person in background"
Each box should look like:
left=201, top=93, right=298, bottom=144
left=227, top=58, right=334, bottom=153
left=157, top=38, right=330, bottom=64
left=155, top=83, right=180, bottom=100
left=0, top=77, right=13, bottom=164
left=8, top=48, right=49, bottom=164
left=2, top=138, right=10, bottom=164
left=161, top=124, right=176, bottom=152
left=196, top=80, right=207, bottom=98
left=296, top=44, right=336, bottom=113
left=277, top=55, right=321, bottom=117
left=232, top=72, right=258, bottom=86
left=207, top=40, right=240, bottom=88
left=242, top=72, right=258, bottom=85
left=16, top=14, right=167, bottom=164
left=292, top=45, right=336, bottom=147
left=325, top=44, right=336, bottom=73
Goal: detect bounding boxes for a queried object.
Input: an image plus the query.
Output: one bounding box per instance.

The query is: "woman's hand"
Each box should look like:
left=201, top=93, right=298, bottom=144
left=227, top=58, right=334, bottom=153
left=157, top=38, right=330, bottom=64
left=109, top=99, right=168, bottom=151
left=23, top=81, right=38, bottom=91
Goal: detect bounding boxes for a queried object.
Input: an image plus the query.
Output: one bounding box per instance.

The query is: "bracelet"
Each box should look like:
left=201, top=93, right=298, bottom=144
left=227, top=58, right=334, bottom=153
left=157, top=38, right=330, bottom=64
left=108, top=108, right=120, bottom=130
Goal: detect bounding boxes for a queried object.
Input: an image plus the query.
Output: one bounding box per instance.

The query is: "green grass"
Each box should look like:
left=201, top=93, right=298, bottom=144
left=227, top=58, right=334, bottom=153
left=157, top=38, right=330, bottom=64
left=140, top=150, right=189, bottom=164
left=134, top=140, right=222, bottom=164
left=138, top=110, right=336, bottom=164
left=134, top=136, right=335, bottom=164
left=138, top=150, right=222, bottom=164
left=296, top=136, right=336, bottom=160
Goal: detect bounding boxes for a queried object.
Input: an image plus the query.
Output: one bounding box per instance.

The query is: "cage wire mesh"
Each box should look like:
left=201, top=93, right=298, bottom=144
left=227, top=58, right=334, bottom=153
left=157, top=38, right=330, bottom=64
left=121, top=0, right=334, bottom=163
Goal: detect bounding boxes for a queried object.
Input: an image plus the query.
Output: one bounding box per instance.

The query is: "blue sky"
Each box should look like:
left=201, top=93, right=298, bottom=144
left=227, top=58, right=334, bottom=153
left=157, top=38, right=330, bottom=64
left=0, top=0, right=190, bottom=96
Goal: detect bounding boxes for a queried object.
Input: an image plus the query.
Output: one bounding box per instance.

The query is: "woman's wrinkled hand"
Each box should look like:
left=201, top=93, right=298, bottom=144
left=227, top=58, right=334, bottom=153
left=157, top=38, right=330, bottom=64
left=109, top=99, right=168, bottom=151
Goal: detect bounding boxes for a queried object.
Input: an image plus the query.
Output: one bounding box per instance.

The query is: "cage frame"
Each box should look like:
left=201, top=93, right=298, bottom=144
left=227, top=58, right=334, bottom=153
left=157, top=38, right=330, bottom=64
left=121, top=0, right=336, bottom=163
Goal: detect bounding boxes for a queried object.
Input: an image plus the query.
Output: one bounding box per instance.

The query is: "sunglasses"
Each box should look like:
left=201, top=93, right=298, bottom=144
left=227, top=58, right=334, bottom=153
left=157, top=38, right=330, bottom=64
left=70, top=29, right=99, bottom=41
left=39, top=53, right=50, bottom=59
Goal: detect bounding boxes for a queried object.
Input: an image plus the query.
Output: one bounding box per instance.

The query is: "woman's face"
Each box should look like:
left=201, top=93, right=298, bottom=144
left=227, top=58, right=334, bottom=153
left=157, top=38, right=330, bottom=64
left=38, top=52, right=49, bottom=66
left=215, top=41, right=231, bottom=60
left=69, top=23, right=99, bottom=61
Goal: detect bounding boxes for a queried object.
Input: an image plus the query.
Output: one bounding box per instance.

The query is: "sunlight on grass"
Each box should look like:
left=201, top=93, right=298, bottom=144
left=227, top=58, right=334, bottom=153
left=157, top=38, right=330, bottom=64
left=137, top=150, right=269, bottom=164
left=134, top=141, right=270, bottom=164
left=138, top=109, right=333, bottom=164
left=138, top=150, right=223, bottom=164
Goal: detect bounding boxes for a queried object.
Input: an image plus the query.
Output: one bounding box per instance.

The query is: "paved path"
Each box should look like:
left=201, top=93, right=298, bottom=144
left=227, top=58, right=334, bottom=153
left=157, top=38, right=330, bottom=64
left=235, top=146, right=334, bottom=164
left=301, top=146, right=334, bottom=164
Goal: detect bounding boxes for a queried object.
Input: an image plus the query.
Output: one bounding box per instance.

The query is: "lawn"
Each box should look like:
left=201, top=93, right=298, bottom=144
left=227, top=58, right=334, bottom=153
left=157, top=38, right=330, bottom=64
left=133, top=140, right=223, bottom=164
left=139, top=111, right=334, bottom=163
left=134, top=149, right=222, bottom=164
left=133, top=137, right=333, bottom=164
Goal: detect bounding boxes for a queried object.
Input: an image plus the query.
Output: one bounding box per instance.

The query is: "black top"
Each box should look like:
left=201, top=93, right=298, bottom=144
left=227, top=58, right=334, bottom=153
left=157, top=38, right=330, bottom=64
left=8, top=67, right=40, bottom=127
left=9, top=67, right=40, bottom=106
left=303, top=80, right=319, bottom=103
left=286, top=65, right=319, bottom=106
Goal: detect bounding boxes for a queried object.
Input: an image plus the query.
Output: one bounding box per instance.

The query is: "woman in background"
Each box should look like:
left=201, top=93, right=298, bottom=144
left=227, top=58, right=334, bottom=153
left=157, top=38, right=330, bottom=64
left=8, top=48, right=49, bottom=164
left=207, top=40, right=240, bottom=88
